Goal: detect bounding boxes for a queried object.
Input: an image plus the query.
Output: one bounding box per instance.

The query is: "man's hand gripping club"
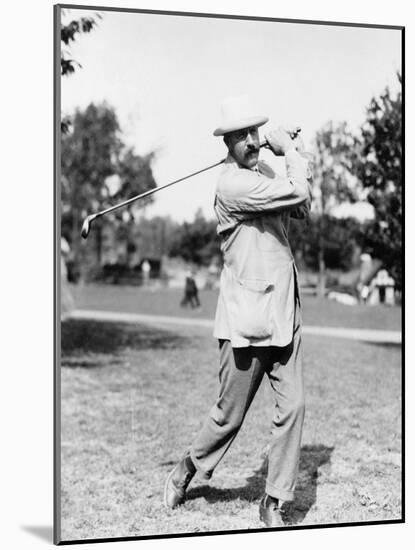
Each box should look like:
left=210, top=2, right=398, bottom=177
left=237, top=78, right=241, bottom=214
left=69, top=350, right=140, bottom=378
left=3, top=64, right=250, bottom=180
left=265, top=126, right=304, bottom=156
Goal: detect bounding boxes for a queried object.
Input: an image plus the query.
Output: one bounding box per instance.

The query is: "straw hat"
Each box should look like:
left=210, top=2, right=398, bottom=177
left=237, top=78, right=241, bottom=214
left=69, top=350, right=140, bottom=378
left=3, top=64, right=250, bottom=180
left=213, top=95, right=269, bottom=136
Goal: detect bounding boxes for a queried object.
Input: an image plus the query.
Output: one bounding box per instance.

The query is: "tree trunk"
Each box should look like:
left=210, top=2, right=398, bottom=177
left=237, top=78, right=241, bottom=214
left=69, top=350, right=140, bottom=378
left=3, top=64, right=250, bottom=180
left=96, top=223, right=103, bottom=267
left=318, top=240, right=326, bottom=297
left=317, top=198, right=326, bottom=298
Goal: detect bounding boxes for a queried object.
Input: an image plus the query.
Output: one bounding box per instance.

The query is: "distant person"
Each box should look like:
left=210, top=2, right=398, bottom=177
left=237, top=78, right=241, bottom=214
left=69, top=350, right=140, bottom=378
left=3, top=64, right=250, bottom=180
left=189, top=271, right=201, bottom=308
left=61, top=237, right=75, bottom=321
left=164, top=95, right=313, bottom=527
left=141, top=259, right=151, bottom=286
left=180, top=270, right=201, bottom=309
left=206, top=262, right=219, bottom=290
left=357, top=253, right=372, bottom=303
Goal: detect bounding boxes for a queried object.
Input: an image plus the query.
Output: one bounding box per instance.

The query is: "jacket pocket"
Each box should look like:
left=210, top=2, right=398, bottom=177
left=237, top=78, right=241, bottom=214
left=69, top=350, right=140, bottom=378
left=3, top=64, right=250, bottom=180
left=230, top=277, right=274, bottom=340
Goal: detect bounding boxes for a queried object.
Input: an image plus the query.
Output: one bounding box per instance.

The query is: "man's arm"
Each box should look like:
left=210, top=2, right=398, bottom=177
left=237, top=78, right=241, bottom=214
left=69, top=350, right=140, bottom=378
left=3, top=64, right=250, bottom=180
left=217, top=147, right=310, bottom=219
left=290, top=152, right=313, bottom=219
left=290, top=147, right=314, bottom=220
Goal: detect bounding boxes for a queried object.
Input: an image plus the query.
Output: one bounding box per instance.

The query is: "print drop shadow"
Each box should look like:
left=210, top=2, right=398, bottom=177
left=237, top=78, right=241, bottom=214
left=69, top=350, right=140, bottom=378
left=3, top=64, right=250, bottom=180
left=186, top=444, right=334, bottom=525
left=20, top=525, right=53, bottom=543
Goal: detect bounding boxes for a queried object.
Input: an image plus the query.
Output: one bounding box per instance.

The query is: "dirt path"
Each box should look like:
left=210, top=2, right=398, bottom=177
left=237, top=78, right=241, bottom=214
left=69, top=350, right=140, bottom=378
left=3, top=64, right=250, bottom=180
left=68, top=309, right=401, bottom=344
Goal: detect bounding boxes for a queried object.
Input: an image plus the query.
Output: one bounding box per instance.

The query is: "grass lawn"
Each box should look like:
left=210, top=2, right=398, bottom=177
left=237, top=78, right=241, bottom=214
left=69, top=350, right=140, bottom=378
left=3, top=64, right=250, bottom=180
left=59, top=317, right=402, bottom=541
left=70, top=283, right=402, bottom=332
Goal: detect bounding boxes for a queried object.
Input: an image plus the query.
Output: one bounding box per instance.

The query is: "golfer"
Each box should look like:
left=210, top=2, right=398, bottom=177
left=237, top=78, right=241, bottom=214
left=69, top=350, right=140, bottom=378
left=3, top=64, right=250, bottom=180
left=164, top=96, right=313, bottom=527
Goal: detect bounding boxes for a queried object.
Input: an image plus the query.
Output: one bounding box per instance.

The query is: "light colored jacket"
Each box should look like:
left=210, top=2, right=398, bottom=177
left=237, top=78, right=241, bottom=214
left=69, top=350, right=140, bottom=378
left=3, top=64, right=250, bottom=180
left=213, top=148, right=312, bottom=348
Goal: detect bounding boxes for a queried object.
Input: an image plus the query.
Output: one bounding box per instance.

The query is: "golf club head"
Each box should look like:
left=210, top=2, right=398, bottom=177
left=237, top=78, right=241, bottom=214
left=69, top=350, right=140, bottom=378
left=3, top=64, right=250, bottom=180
left=81, top=215, right=95, bottom=239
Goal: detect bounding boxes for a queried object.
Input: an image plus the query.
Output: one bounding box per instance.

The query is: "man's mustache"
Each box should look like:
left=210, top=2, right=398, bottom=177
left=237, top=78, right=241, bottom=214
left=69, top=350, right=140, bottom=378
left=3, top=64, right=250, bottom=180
left=246, top=146, right=259, bottom=154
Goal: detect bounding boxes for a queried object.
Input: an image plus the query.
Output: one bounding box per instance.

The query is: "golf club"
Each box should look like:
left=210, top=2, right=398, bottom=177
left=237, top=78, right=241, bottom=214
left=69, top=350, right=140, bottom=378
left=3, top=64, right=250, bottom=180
left=81, top=129, right=301, bottom=239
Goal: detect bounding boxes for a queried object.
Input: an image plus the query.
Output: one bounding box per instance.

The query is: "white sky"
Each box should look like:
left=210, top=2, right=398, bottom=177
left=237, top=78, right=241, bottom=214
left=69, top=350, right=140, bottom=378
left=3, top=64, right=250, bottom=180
left=61, top=9, right=401, bottom=221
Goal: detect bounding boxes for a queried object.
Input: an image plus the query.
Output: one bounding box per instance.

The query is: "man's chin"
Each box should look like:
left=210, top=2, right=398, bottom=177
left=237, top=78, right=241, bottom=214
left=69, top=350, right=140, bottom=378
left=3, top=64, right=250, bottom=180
left=245, top=157, right=258, bottom=169
left=240, top=152, right=258, bottom=169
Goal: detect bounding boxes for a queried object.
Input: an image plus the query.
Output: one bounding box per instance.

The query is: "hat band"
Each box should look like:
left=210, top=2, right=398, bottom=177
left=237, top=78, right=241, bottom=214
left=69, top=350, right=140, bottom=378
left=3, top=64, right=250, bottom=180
left=213, top=115, right=269, bottom=136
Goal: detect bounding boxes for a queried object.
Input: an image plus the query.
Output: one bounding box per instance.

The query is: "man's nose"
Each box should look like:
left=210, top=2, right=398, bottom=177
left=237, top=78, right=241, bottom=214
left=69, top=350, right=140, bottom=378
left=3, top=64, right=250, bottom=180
left=246, top=132, right=256, bottom=146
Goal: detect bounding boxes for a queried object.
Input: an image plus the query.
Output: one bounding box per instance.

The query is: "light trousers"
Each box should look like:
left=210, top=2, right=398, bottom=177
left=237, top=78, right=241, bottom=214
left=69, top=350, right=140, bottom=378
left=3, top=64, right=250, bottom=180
left=190, top=298, right=304, bottom=502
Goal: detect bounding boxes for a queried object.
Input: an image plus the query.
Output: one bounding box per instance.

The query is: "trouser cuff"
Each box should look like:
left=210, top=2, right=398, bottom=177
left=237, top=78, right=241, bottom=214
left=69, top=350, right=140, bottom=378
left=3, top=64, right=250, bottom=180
left=189, top=448, right=213, bottom=480
left=265, top=481, right=294, bottom=502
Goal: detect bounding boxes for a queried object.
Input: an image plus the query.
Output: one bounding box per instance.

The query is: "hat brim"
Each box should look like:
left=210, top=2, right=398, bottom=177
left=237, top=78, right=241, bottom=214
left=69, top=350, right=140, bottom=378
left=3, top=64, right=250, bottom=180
left=213, top=116, right=269, bottom=137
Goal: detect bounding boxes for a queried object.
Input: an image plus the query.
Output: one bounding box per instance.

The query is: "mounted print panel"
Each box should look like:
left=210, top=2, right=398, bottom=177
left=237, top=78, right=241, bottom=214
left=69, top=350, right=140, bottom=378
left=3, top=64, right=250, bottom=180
left=54, top=4, right=403, bottom=544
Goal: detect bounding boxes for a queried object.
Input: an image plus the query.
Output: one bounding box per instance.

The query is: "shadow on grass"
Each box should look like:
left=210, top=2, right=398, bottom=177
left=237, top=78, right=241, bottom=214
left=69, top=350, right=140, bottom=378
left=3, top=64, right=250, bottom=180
left=187, top=458, right=268, bottom=504
left=61, top=319, right=188, bottom=367
left=287, top=444, right=334, bottom=524
left=365, top=341, right=401, bottom=349
left=187, top=444, right=334, bottom=525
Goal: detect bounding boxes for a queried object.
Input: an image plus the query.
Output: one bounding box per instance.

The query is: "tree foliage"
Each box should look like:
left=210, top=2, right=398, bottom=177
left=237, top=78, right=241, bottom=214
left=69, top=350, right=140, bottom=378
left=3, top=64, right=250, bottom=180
left=311, top=121, right=360, bottom=294
left=313, top=121, right=360, bottom=214
left=61, top=102, right=157, bottom=280
left=354, top=73, right=402, bottom=289
left=60, top=9, right=101, bottom=77
left=289, top=215, right=362, bottom=272
left=112, top=215, right=178, bottom=265
left=168, top=209, right=221, bottom=266
left=60, top=9, right=102, bottom=133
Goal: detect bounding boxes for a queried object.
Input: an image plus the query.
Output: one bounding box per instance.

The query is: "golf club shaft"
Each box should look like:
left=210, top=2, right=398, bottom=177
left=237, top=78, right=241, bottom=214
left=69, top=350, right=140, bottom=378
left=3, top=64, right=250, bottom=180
left=81, top=130, right=301, bottom=238
left=84, top=141, right=272, bottom=226
left=92, top=156, right=228, bottom=221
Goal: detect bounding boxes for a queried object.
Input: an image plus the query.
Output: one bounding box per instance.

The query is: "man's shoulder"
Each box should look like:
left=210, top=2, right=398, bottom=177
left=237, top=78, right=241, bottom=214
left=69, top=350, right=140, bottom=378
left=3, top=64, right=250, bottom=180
left=216, top=160, right=241, bottom=194
left=216, top=158, right=275, bottom=198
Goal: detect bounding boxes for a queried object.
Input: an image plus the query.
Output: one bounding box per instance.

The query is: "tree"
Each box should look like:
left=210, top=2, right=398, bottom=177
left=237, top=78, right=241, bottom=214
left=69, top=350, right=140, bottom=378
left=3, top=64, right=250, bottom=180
left=61, top=102, right=157, bottom=280
left=60, top=9, right=102, bottom=133
left=354, top=74, right=402, bottom=290
left=289, top=215, right=362, bottom=274
left=168, top=209, right=220, bottom=266
left=60, top=9, right=101, bottom=77
left=111, top=215, right=179, bottom=268
left=312, top=121, right=360, bottom=294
